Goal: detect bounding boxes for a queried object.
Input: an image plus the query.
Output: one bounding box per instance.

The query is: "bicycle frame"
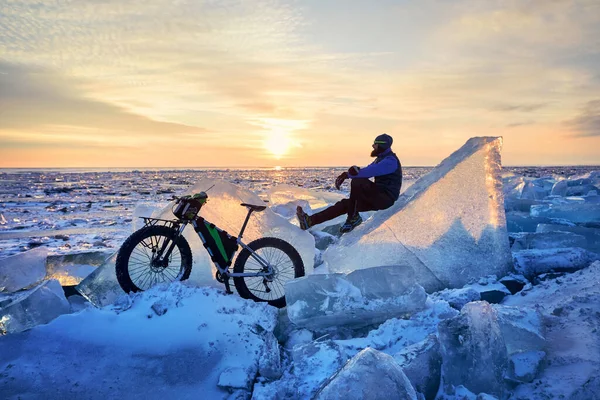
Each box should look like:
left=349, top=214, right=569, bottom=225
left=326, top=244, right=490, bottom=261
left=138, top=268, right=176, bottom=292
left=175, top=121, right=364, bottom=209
left=148, top=206, right=274, bottom=284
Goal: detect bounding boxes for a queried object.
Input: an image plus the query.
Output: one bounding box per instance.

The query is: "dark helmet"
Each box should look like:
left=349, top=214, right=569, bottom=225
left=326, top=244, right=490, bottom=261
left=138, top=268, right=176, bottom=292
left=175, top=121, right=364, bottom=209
left=374, top=134, right=393, bottom=150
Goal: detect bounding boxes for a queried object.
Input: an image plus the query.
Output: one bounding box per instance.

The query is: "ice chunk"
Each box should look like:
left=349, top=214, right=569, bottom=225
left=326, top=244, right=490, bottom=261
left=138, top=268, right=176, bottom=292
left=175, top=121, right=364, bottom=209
left=393, top=335, right=442, bottom=400
left=550, top=179, right=568, bottom=196
left=506, top=212, right=550, bottom=233
left=504, top=197, right=542, bottom=212
left=0, top=247, right=48, bottom=292
left=513, top=247, right=600, bottom=278
left=502, top=175, right=525, bottom=199
left=285, top=265, right=427, bottom=330
left=492, top=305, right=545, bottom=355
left=521, top=178, right=553, bottom=200
left=437, top=301, right=508, bottom=397
left=431, top=287, right=480, bottom=310
left=314, top=347, right=417, bottom=400
left=46, top=251, right=109, bottom=286
left=536, top=223, right=600, bottom=253
left=155, top=179, right=315, bottom=287
left=508, top=351, right=546, bottom=383
left=75, top=252, right=124, bottom=307
left=531, top=202, right=600, bottom=224
left=324, top=137, right=512, bottom=292
left=510, top=231, right=587, bottom=251
left=0, top=279, right=70, bottom=334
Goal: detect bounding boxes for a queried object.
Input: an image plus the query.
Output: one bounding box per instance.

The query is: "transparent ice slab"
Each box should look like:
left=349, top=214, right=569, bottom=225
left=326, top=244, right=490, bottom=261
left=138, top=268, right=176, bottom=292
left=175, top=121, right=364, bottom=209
left=323, top=137, right=513, bottom=292
left=536, top=223, right=600, bottom=253
left=510, top=231, right=587, bottom=251
left=512, top=247, right=600, bottom=278
left=285, top=265, right=427, bottom=330
left=531, top=202, right=600, bottom=224
left=0, top=247, right=47, bottom=293
left=0, top=279, right=70, bottom=334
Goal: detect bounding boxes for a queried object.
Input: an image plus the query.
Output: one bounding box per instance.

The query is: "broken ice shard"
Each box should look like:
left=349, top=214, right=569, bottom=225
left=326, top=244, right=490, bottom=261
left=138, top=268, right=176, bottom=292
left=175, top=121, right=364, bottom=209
left=492, top=305, right=545, bottom=355
left=285, top=265, right=427, bottom=330
left=0, top=279, right=70, bottom=334
left=324, top=137, right=512, bottom=292
left=75, top=252, right=123, bottom=307
left=437, top=301, right=508, bottom=397
left=314, top=347, right=417, bottom=400
left=0, top=247, right=48, bottom=293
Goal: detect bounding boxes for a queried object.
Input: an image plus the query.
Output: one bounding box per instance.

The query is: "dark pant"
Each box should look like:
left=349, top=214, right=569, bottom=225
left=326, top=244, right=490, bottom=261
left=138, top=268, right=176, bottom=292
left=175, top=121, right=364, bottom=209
left=310, top=178, right=396, bottom=225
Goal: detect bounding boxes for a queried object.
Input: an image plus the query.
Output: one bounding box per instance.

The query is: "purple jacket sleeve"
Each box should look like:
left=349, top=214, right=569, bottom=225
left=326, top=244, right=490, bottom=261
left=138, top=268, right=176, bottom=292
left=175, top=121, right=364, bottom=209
left=350, top=155, right=398, bottom=179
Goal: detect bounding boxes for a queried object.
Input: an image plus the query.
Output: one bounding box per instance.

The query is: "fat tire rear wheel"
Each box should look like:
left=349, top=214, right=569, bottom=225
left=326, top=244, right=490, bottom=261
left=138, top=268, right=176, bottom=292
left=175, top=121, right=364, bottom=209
left=116, top=225, right=192, bottom=293
left=233, top=237, right=304, bottom=308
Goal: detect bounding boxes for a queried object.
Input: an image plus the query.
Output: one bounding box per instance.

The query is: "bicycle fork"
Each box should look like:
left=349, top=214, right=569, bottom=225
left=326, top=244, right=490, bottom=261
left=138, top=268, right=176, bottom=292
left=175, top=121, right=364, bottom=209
left=153, top=223, right=187, bottom=269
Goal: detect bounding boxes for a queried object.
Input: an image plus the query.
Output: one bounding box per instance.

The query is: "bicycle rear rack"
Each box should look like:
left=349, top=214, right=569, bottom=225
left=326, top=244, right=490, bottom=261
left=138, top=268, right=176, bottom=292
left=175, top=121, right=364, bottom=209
left=140, top=217, right=180, bottom=229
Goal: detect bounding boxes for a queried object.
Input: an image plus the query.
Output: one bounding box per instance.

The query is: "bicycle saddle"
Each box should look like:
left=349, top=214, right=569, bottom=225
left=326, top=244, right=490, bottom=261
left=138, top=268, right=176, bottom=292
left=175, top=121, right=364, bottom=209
left=241, top=203, right=267, bottom=212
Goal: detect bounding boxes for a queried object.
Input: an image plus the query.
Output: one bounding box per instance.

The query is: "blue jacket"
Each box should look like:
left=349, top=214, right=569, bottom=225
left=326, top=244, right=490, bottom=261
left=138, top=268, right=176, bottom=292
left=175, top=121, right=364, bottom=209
left=349, top=148, right=403, bottom=200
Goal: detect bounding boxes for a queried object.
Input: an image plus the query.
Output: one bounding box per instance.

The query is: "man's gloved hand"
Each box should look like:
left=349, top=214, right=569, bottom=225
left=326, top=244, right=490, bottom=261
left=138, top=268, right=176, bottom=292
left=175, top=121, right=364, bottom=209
left=348, top=166, right=360, bottom=176
left=335, top=172, right=349, bottom=190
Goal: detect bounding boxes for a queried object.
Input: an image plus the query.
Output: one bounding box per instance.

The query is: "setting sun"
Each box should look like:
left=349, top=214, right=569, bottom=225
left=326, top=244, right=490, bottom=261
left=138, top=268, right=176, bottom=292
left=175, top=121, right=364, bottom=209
left=265, top=131, right=292, bottom=159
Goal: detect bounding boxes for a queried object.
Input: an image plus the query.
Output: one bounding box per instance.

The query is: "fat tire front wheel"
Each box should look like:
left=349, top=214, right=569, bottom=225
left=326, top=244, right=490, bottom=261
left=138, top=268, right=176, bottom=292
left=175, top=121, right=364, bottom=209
left=233, top=237, right=305, bottom=308
left=116, top=225, right=193, bottom=293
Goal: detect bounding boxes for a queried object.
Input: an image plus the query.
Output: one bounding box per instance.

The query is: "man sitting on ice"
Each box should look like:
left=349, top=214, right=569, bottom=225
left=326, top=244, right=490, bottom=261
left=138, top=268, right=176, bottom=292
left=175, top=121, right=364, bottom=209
left=296, top=134, right=402, bottom=233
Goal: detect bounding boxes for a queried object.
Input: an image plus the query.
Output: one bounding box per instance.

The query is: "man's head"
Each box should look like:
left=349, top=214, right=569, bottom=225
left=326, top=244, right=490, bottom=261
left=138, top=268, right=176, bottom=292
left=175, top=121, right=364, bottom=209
left=371, top=133, right=393, bottom=157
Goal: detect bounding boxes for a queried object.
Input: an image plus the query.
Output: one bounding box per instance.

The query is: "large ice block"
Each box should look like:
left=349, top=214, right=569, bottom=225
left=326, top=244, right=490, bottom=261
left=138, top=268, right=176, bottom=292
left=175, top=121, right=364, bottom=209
left=437, top=301, right=508, bottom=397
left=531, top=202, right=600, bottom=224
left=510, top=231, right=587, bottom=251
left=314, top=347, right=418, bottom=400
left=0, top=279, right=70, bottom=334
left=324, top=137, right=513, bottom=292
left=0, top=247, right=48, bottom=292
left=285, top=265, right=427, bottom=330
left=513, top=247, right=600, bottom=278
left=536, top=223, right=600, bottom=253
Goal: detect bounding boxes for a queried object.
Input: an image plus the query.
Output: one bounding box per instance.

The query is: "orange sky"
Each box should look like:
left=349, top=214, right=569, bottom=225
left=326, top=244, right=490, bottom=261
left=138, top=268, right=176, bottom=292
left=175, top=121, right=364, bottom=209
left=1, top=0, right=599, bottom=168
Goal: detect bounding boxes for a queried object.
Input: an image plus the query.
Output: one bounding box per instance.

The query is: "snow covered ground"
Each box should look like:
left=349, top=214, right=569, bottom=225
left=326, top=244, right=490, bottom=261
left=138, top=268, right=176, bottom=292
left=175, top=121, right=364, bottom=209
left=1, top=163, right=600, bottom=399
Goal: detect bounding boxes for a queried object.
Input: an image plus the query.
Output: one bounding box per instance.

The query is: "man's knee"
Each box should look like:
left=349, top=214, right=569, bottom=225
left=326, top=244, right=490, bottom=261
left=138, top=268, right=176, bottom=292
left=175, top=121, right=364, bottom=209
left=350, top=178, right=370, bottom=190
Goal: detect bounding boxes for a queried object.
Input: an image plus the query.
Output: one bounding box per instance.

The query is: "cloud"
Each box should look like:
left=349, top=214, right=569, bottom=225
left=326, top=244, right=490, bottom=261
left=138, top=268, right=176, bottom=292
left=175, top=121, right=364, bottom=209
left=491, top=103, right=548, bottom=113
left=0, top=62, right=207, bottom=136
left=565, top=100, right=600, bottom=137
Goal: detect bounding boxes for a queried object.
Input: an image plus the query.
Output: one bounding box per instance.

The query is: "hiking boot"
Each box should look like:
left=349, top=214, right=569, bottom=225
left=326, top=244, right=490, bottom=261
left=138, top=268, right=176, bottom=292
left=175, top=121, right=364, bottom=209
left=296, top=206, right=312, bottom=230
left=340, top=214, right=362, bottom=233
